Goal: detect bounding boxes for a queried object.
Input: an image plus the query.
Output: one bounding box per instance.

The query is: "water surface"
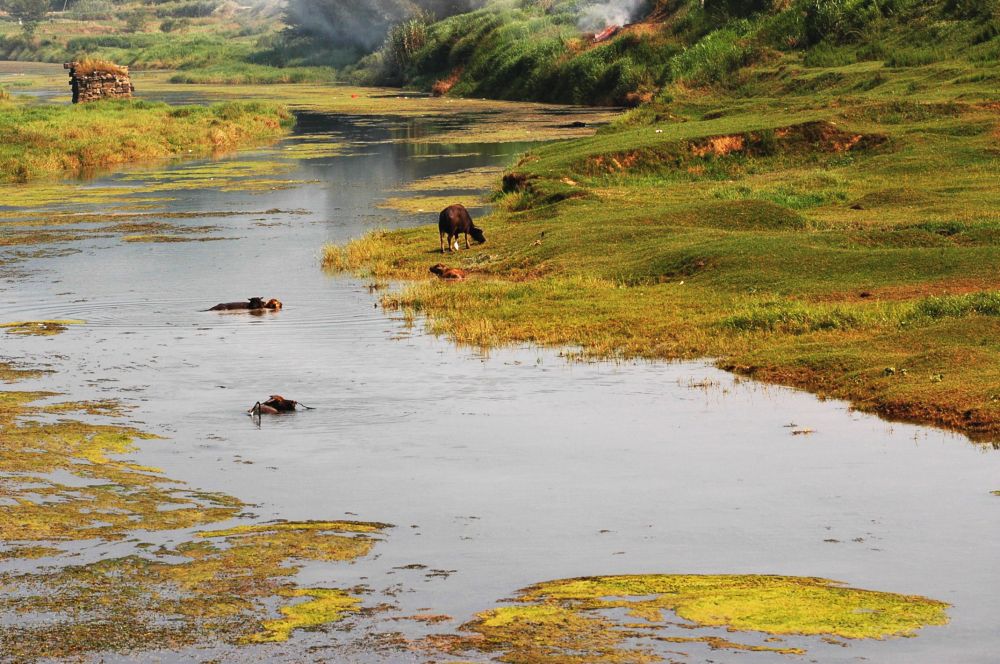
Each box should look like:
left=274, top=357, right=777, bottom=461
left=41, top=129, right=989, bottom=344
left=1, top=73, right=998, bottom=663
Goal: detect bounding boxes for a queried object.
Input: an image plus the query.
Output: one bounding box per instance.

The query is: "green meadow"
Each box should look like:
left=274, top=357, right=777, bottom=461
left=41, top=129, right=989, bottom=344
left=326, top=46, right=1000, bottom=439
left=0, top=95, right=293, bottom=182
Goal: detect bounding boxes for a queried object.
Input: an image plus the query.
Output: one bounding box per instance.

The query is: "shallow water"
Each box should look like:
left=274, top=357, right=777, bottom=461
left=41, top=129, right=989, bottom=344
left=2, top=73, right=999, bottom=663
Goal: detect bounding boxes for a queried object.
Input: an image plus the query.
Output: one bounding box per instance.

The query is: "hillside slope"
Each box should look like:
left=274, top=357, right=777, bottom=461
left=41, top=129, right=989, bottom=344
left=352, top=0, right=999, bottom=105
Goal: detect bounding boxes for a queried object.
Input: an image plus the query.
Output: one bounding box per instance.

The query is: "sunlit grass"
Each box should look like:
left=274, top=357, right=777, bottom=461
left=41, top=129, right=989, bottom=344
left=323, top=55, right=1000, bottom=439
left=0, top=98, right=293, bottom=182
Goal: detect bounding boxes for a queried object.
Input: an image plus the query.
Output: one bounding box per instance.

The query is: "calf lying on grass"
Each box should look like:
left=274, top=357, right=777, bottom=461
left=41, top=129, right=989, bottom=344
left=439, top=204, right=485, bottom=253
left=430, top=263, right=468, bottom=280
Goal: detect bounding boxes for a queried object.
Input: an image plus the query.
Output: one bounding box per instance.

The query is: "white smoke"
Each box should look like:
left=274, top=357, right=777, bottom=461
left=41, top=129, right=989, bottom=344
left=577, top=0, right=644, bottom=31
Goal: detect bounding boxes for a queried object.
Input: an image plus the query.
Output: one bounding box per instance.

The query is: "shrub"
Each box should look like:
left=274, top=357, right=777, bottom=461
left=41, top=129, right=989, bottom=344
left=911, top=292, right=1000, bottom=320
left=671, top=24, right=760, bottom=84
left=944, top=0, right=999, bottom=18
left=382, top=14, right=430, bottom=81
left=67, top=0, right=114, bottom=21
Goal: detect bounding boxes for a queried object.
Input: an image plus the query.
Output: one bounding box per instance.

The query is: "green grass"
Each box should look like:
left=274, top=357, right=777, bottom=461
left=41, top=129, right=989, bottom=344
left=0, top=98, right=294, bottom=182
left=324, top=47, right=1000, bottom=440
left=0, top=1, right=336, bottom=84
left=336, top=0, right=1000, bottom=105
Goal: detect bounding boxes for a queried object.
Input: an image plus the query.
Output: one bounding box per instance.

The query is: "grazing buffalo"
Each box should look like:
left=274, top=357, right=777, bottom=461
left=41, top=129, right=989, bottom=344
left=439, top=204, right=485, bottom=253
left=208, top=298, right=282, bottom=312
left=429, top=263, right=468, bottom=280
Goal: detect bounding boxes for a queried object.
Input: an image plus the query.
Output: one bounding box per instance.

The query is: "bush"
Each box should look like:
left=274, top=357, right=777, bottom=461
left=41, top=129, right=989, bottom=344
left=382, top=15, right=430, bottom=81
left=154, top=0, right=218, bottom=18
left=67, top=0, right=114, bottom=21
left=671, top=24, right=760, bottom=84
left=944, top=0, right=999, bottom=18
left=911, top=292, right=1000, bottom=320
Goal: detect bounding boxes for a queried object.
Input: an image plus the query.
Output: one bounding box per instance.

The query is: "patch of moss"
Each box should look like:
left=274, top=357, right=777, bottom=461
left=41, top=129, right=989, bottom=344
left=121, top=234, right=230, bottom=243
left=199, top=520, right=389, bottom=538
left=446, top=574, right=949, bottom=662
left=42, top=399, right=133, bottom=416
left=0, top=361, right=47, bottom=383
left=244, top=588, right=362, bottom=643
left=377, top=194, right=487, bottom=214
left=0, top=320, right=83, bottom=336
left=0, top=545, right=62, bottom=561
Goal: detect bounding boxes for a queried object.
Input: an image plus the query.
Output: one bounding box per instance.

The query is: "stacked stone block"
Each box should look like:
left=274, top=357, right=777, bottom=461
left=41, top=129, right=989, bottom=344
left=65, top=62, right=135, bottom=104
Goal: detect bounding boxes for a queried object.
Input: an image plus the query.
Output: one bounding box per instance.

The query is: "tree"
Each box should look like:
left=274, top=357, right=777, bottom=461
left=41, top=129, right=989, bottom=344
left=2, top=0, right=48, bottom=38
left=282, top=0, right=481, bottom=54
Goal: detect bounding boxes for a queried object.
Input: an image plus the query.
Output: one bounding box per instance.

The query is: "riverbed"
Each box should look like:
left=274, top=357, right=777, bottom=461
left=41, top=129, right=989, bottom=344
left=1, top=65, right=998, bottom=663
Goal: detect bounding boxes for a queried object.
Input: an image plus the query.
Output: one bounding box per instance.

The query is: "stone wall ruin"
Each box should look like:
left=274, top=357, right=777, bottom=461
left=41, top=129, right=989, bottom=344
left=65, top=61, right=134, bottom=104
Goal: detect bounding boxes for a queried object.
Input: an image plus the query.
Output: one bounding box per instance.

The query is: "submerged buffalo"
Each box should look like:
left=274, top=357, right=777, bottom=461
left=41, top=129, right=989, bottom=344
left=207, top=297, right=282, bottom=312
left=248, top=395, right=313, bottom=417
left=439, top=204, right=485, bottom=253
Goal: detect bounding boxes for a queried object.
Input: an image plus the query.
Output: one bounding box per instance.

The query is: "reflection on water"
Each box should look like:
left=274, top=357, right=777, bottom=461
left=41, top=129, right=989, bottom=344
left=2, top=87, right=999, bottom=663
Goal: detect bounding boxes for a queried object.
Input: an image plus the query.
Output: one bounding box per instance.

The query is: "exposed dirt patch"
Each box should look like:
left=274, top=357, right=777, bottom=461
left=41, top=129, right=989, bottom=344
left=584, top=121, right=888, bottom=176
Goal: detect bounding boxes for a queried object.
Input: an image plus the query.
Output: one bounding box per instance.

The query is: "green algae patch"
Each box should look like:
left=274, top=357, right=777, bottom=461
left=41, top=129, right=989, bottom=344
left=0, top=520, right=386, bottom=659
left=199, top=519, right=389, bottom=538
left=0, top=361, right=47, bottom=383
left=378, top=194, right=487, bottom=214
left=525, top=575, right=949, bottom=639
left=401, top=166, right=504, bottom=194
left=0, top=371, right=390, bottom=659
left=244, top=588, right=362, bottom=643
left=42, top=399, right=133, bottom=417
left=122, top=234, right=231, bottom=243
left=444, top=574, right=949, bottom=662
left=0, top=319, right=84, bottom=336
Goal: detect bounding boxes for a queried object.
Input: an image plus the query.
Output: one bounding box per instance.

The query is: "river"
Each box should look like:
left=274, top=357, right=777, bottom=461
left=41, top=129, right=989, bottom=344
left=1, top=64, right=998, bottom=663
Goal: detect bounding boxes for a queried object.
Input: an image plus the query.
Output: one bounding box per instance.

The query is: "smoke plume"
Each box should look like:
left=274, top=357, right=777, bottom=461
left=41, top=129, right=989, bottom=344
left=577, top=0, right=645, bottom=30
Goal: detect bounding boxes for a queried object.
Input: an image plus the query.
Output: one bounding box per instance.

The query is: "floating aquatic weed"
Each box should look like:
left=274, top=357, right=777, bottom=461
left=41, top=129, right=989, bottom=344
left=377, top=194, right=488, bottom=214
left=0, top=361, right=48, bottom=383
left=400, top=166, right=504, bottom=194
left=243, top=588, right=362, bottom=644
left=121, top=235, right=232, bottom=243
left=281, top=140, right=352, bottom=159
left=0, top=368, right=391, bottom=660
left=0, top=320, right=83, bottom=336
left=435, top=574, right=949, bottom=662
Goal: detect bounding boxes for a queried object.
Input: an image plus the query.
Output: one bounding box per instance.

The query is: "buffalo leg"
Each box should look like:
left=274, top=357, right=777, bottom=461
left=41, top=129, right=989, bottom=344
left=465, top=232, right=471, bottom=249
left=440, top=232, right=447, bottom=254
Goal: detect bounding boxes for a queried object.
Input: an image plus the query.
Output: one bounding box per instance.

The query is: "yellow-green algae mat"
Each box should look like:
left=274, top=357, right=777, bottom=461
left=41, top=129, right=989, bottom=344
left=431, top=575, right=948, bottom=662
left=0, top=361, right=390, bottom=661
left=0, top=319, right=83, bottom=336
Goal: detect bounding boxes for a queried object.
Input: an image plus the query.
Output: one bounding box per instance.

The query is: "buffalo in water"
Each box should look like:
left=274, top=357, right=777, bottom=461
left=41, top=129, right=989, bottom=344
left=207, top=298, right=282, bottom=311
left=438, top=204, right=485, bottom=253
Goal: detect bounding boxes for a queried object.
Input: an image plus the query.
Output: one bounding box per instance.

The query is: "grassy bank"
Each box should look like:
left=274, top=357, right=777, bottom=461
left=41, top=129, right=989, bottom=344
left=0, top=97, right=293, bottom=182
left=325, top=54, right=1000, bottom=440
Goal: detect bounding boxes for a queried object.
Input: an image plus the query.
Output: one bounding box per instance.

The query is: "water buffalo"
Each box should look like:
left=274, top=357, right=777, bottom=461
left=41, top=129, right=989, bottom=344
left=248, top=395, right=312, bottom=418
left=208, top=298, right=282, bottom=311
left=429, top=263, right=468, bottom=280
left=439, top=204, right=485, bottom=253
